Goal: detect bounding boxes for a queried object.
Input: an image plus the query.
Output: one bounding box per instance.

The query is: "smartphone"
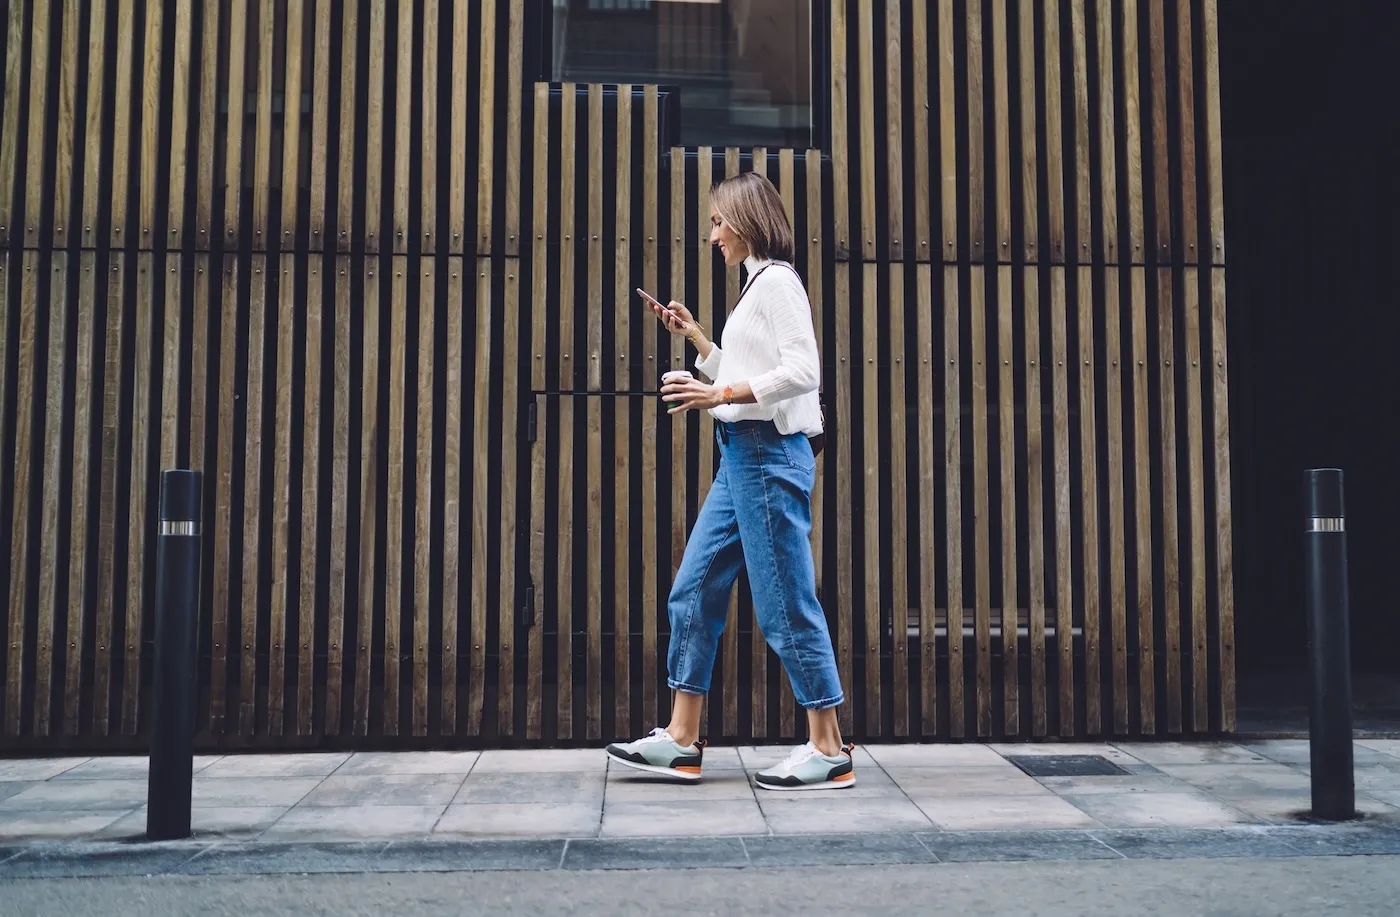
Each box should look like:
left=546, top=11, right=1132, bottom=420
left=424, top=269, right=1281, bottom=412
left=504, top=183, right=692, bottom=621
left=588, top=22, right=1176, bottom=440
left=637, top=288, right=685, bottom=325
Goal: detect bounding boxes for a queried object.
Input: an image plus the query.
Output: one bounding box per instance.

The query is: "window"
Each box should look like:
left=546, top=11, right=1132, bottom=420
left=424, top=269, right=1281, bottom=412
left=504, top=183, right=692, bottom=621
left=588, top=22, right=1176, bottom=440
left=547, top=0, right=821, bottom=149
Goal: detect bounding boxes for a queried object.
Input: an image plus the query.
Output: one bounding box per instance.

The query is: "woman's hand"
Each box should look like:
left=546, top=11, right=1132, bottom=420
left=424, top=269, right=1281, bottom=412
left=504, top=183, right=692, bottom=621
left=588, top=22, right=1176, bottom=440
left=648, top=298, right=699, bottom=338
left=661, top=378, right=723, bottom=415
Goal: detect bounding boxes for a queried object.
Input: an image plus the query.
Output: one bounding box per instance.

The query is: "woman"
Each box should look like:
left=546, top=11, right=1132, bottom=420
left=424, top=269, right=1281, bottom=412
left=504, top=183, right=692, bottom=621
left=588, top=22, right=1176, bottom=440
left=605, top=171, right=854, bottom=791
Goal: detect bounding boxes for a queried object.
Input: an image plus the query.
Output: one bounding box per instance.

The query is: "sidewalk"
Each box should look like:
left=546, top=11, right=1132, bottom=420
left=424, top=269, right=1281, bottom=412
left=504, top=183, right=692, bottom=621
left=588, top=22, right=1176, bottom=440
left=3, top=740, right=1400, bottom=875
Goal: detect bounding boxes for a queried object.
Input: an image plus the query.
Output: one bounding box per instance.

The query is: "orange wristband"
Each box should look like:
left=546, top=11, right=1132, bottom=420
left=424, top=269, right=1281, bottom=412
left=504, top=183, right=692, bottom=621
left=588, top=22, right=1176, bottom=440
left=721, top=384, right=735, bottom=405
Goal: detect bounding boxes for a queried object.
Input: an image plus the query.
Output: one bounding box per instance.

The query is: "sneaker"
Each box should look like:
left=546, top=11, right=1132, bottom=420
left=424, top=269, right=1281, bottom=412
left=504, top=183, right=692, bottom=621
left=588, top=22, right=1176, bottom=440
left=754, top=742, right=856, bottom=791
left=605, top=728, right=706, bottom=781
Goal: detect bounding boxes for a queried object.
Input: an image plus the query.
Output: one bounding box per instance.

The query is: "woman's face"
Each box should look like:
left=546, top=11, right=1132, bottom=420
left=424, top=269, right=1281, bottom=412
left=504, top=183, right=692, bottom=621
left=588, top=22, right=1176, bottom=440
left=709, top=207, right=750, bottom=267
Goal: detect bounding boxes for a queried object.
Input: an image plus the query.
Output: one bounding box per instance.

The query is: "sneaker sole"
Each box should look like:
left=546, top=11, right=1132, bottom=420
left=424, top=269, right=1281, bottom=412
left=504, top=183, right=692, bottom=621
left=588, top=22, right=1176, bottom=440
left=606, top=750, right=703, bottom=781
left=755, top=775, right=857, bottom=791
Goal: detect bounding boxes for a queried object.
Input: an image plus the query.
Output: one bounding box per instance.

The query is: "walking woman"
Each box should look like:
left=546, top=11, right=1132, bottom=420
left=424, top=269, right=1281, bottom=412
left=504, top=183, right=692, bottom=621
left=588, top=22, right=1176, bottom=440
left=605, top=172, right=854, bottom=790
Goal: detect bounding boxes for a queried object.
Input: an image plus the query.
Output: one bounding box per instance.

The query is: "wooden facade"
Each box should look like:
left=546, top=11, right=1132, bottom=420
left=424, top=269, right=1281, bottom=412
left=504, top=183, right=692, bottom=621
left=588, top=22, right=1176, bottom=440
left=0, top=0, right=1233, bottom=750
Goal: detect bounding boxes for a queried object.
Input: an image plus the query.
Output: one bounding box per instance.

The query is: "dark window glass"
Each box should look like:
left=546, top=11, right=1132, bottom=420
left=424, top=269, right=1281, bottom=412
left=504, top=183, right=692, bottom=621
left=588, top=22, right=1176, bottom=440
left=550, top=0, right=814, bottom=148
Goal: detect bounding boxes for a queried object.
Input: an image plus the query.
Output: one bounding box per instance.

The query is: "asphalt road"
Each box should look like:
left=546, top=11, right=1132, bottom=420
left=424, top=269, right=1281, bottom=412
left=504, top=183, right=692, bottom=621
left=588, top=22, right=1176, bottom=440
left=2, top=856, right=1398, bottom=916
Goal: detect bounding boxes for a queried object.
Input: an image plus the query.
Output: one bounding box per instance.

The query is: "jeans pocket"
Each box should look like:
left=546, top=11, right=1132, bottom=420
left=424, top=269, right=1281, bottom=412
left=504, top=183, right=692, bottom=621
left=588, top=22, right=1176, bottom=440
left=779, top=435, right=817, bottom=474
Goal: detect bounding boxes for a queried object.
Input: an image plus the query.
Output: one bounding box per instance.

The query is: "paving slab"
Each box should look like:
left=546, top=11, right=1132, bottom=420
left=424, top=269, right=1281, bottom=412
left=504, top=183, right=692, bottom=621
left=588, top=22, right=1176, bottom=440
left=864, top=744, right=1009, bottom=767
left=1156, top=762, right=1313, bottom=794
left=1269, top=823, right=1400, bottom=857
left=473, top=749, right=607, bottom=773
left=1066, top=792, right=1259, bottom=828
left=1093, top=827, right=1305, bottom=860
left=1242, top=739, right=1394, bottom=767
left=601, top=799, right=766, bottom=838
left=917, top=829, right=1121, bottom=864
left=0, top=781, right=35, bottom=803
left=886, top=766, right=1053, bottom=797
left=52, top=756, right=224, bottom=780
left=457, top=771, right=605, bottom=805
left=96, top=806, right=289, bottom=841
left=191, top=776, right=323, bottom=808
left=997, top=743, right=1144, bottom=765
left=0, top=841, right=205, bottom=878
left=0, top=810, right=134, bottom=841
left=562, top=836, right=748, bottom=870
left=261, top=805, right=445, bottom=840
left=177, top=841, right=386, bottom=875
left=1212, top=791, right=1397, bottom=825
left=913, top=795, right=1098, bottom=831
left=0, top=779, right=148, bottom=811
left=299, top=774, right=465, bottom=807
left=198, top=753, right=350, bottom=778
left=0, top=758, right=90, bottom=781
left=1114, top=743, right=1270, bottom=766
left=742, top=832, right=936, bottom=867
left=335, top=752, right=481, bottom=776
left=604, top=772, right=756, bottom=802
left=1036, top=774, right=1189, bottom=796
left=1357, top=739, right=1400, bottom=759
left=758, top=795, right=934, bottom=835
left=435, top=802, right=601, bottom=839
left=376, top=839, right=566, bottom=872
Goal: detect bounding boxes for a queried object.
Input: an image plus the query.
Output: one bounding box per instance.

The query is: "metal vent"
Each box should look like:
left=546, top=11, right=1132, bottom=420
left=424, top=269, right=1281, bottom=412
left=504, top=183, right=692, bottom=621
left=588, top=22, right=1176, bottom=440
left=1004, top=754, right=1129, bottom=778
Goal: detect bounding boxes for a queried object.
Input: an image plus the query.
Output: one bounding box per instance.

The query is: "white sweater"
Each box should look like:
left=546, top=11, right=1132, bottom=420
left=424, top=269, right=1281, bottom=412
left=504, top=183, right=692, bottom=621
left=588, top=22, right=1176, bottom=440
left=694, top=255, right=824, bottom=436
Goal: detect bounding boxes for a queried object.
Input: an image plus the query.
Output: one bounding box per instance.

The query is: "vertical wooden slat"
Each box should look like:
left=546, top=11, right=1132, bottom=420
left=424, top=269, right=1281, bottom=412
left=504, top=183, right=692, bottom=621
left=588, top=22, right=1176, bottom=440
left=1183, top=266, right=1205, bottom=731
left=209, top=255, right=235, bottom=733
left=641, top=86, right=660, bottom=729
left=165, top=0, right=194, bottom=247
left=830, top=0, right=849, bottom=258
left=696, top=151, right=715, bottom=505
left=1018, top=0, right=1039, bottom=262
left=122, top=254, right=156, bottom=735
left=528, top=391, right=546, bottom=739
left=750, top=147, right=768, bottom=740
left=1103, top=267, right=1128, bottom=735
left=353, top=260, right=380, bottom=735
left=5, top=253, right=38, bottom=736
left=363, top=0, right=385, bottom=252
left=110, top=0, right=137, bottom=247
left=583, top=85, right=604, bottom=740
left=0, top=1, right=28, bottom=245
left=885, top=0, right=904, bottom=261
left=503, top=0, right=523, bottom=254
left=1155, top=267, right=1182, bottom=732
left=82, top=0, right=111, bottom=247
left=250, top=0, right=273, bottom=248
left=335, top=0, right=359, bottom=252
left=1210, top=269, right=1235, bottom=730
left=997, top=265, right=1019, bottom=735
left=53, top=0, right=83, bottom=249
left=969, top=267, right=992, bottom=736
left=942, top=265, right=963, bottom=738
left=833, top=263, right=853, bottom=736
left=64, top=253, right=99, bottom=734
left=1147, top=0, right=1171, bottom=262
left=92, top=256, right=125, bottom=735
left=1076, top=266, right=1102, bottom=734
left=391, top=0, right=411, bottom=253
left=559, top=86, right=576, bottom=393
left=965, top=0, right=985, bottom=263
left=991, top=0, right=1011, bottom=260
left=557, top=395, right=575, bottom=741
left=1043, top=0, right=1066, bottom=262
left=861, top=264, right=881, bottom=736
left=721, top=148, right=739, bottom=740
left=912, top=0, right=931, bottom=257
left=279, top=1, right=305, bottom=249
left=440, top=260, right=463, bottom=735
left=382, top=260, right=406, bottom=737
left=468, top=260, right=492, bottom=736
left=268, top=256, right=296, bottom=736
left=160, top=258, right=182, bottom=473
left=1130, top=267, right=1154, bottom=732
left=22, top=0, right=51, bottom=248
left=855, top=0, right=876, bottom=261
left=1069, top=0, right=1092, bottom=265
left=777, top=147, right=799, bottom=739
left=1050, top=268, right=1073, bottom=735
left=413, top=260, right=434, bottom=736
left=1201, top=0, right=1225, bottom=265
left=889, top=266, right=909, bottom=736
left=298, top=259, right=324, bottom=736
left=526, top=84, right=549, bottom=740
left=448, top=0, right=470, bottom=253
left=916, top=263, right=937, bottom=735
left=585, top=393, right=602, bottom=740
left=190, top=256, right=210, bottom=471
left=587, top=85, right=603, bottom=392
left=1094, top=0, right=1118, bottom=265
left=307, top=0, right=333, bottom=250
left=614, top=86, right=633, bottom=738
left=475, top=0, right=497, bottom=251
left=419, top=1, right=437, bottom=252
left=1121, top=0, right=1145, bottom=262
left=35, top=256, right=70, bottom=735
left=239, top=256, right=268, bottom=735
left=1176, top=0, right=1197, bottom=263
left=137, top=0, right=164, bottom=244
left=1024, top=266, right=1047, bottom=736
left=326, top=255, right=352, bottom=735
left=498, top=265, right=519, bottom=737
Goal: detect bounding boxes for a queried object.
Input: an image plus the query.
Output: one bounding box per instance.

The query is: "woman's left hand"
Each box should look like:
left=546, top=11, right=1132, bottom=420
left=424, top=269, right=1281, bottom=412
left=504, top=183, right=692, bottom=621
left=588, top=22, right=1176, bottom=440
left=661, top=378, right=723, bottom=415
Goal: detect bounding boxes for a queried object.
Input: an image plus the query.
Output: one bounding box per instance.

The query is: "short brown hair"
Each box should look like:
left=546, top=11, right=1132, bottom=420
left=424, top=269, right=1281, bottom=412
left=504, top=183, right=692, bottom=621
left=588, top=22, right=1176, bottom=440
left=711, top=171, right=795, bottom=263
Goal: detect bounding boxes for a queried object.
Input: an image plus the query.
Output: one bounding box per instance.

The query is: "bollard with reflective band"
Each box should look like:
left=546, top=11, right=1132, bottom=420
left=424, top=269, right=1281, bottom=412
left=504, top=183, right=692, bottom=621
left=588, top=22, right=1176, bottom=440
left=1304, top=468, right=1355, bottom=821
left=147, top=470, right=203, bottom=840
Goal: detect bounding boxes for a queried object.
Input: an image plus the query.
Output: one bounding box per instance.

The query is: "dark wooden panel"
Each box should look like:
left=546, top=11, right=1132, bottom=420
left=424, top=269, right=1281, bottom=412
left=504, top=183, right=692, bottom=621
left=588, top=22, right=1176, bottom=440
left=440, top=259, right=464, bottom=736
left=382, top=260, right=408, bottom=737
left=833, top=262, right=853, bottom=736
left=35, top=254, right=69, bottom=736
left=111, top=0, right=137, bottom=248
left=1103, top=265, right=1128, bottom=735
left=1210, top=268, right=1235, bottom=730
left=123, top=253, right=156, bottom=736
left=363, top=0, right=386, bottom=252
left=997, top=265, right=1019, bottom=735
left=392, top=1, right=413, bottom=253
left=942, top=265, right=963, bottom=738
left=498, top=265, right=520, bottom=736
left=1049, top=267, right=1074, bottom=736
left=469, top=259, right=491, bottom=736
left=1202, top=0, right=1225, bottom=265
left=413, top=259, right=434, bottom=736
left=308, top=0, right=333, bottom=250
left=916, top=263, right=937, bottom=736
left=861, top=262, right=880, bottom=735
left=1076, top=265, right=1102, bottom=735
left=969, top=266, right=991, bottom=736
left=1183, top=265, right=1206, bottom=732
left=52, top=0, right=82, bottom=249
left=5, top=253, right=39, bottom=736
left=281, top=1, right=306, bottom=250
left=614, top=88, right=634, bottom=736
left=209, top=254, right=236, bottom=734
left=299, top=258, right=324, bottom=736
left=889, top=265, right=909, bottom=736
left=448, top=0, right=470, bottom=253
left=475, top=0, right=497, bottom=252
left=239, top=255, right=268, bottom=736
left=1155, top=266, right=1183, bottom=733
left=0, top=1, right=27, bottom=245
left=83, top=0, right=112, bottom=248
left=268, top=255, right=296, bottom=736
left=250, top=0, right=273, bottom=249
left=336, top=0, right=360, bottom=252
left=327, top=255, right=352, bottom=735
left=23, top=0, right=52, bottom=249
left=884, top=0, right=904, bottom=261
left=1023, top=266, right=1048, bottom=736
left=354, top=260, right=381, bottom=736
left=64, top=252, right=99, bottom=735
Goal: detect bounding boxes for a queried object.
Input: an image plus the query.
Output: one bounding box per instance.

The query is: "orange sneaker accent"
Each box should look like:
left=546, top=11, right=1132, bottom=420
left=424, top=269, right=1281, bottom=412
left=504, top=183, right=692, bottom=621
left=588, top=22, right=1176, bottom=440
left=674, top=765, right=702, bottom=774
left=832, top=771, right=855, bottom=782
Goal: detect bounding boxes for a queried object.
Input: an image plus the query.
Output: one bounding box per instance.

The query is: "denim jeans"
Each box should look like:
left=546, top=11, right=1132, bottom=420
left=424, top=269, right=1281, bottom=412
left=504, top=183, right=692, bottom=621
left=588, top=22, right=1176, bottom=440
left=666, top=420, right=845, bottom=710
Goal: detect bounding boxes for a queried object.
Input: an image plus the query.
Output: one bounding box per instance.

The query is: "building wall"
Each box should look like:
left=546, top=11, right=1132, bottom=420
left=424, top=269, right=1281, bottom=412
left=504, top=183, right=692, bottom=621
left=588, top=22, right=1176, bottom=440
left=0, top=0, right=1233, bottom=751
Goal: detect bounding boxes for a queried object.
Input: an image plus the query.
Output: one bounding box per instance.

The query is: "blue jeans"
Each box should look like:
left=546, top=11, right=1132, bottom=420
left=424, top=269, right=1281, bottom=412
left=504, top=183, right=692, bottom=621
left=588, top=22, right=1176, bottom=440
left=666, top=420, right=844, bottom=710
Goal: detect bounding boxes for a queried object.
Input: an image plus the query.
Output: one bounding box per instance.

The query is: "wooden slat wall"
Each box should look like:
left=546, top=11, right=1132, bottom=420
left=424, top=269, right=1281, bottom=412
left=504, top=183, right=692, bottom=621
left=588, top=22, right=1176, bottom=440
left=0, top=0, right=1236, bottom=749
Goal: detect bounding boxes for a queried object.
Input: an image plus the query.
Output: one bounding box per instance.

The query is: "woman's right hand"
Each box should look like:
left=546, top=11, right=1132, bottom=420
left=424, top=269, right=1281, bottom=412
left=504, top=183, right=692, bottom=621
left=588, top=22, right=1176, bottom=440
left=650, top=299, right=699, bottom=338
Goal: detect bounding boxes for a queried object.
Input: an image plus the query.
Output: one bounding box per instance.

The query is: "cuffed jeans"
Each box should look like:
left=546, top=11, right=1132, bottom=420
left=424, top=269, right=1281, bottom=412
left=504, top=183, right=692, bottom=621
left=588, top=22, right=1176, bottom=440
left=666, top=420, right=844, bottom=710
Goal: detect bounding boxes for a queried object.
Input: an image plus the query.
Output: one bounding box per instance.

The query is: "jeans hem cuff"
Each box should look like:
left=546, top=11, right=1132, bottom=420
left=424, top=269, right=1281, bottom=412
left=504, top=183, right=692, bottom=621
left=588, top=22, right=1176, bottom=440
left=667, top=679, right=710, bottom=696
left=798, top=693, right=844, bottom=711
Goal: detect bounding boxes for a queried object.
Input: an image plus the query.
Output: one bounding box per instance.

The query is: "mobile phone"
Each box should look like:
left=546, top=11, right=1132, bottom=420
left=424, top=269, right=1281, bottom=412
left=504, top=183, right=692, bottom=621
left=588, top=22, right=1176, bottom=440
left=637, top=288, right=684, bottom=324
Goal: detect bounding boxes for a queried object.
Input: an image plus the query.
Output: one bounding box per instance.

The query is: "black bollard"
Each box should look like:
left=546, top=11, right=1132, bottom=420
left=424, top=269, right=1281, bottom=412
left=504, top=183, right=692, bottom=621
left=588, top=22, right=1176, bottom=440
left=1304, top=468, right=1355, bottom=820
left=147, top=470, right=203, bottom=840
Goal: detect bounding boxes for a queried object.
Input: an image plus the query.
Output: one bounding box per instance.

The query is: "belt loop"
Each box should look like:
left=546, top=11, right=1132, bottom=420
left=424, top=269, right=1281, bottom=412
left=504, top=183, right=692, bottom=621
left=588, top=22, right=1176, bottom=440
left=719, top=423, right=729, bottom=445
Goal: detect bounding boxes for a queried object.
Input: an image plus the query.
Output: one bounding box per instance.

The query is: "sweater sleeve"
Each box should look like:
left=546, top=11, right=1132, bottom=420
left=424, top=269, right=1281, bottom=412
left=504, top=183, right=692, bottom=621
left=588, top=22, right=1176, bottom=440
left=694, top=343, right=722, bottom=379
left=746, top=277, right=820, bottom=405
